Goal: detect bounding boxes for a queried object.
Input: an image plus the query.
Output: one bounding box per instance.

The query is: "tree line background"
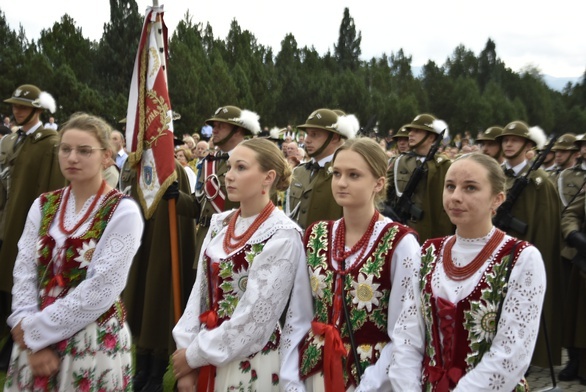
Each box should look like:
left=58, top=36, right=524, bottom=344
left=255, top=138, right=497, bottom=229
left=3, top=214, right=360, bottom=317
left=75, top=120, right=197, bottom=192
left=1, top=0, right=586, bottom=139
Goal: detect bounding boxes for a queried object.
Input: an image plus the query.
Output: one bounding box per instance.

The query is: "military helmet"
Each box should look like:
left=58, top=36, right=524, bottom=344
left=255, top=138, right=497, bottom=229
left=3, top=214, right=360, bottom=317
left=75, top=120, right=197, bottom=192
left=552, top=133, right=578, bottom=151
left=4, top=84, right=56, bottom=113
left=405, top=113, right=447, bottom=135
left=205, top=105, right=261, bottom=136
left=574, top=133, right=586, bottom=146
left=497, top=121, right=547, bottom=149
left=476, top=126, right=503, bottom=142
left=498, top=121, right=531, bottom=139
left=297, top=108, right=338, bottom=132
left=297, top=108, right=358, bottom=139
left=392, top=125, right=410, bottom=139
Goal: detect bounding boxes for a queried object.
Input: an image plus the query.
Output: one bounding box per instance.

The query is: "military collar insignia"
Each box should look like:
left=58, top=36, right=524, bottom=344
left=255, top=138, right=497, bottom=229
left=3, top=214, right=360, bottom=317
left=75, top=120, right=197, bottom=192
left=535, top=176, right=542, bottom=185
left=35, top=132, right=41, bottom=140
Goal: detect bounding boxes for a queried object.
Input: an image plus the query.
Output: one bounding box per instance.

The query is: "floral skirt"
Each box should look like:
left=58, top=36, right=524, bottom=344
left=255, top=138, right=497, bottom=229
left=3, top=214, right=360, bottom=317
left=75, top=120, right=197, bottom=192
left=3, top=319, right=132, bottom=392
left=212, top=348, right=280, bottom=391
left=304, top=373, right=356, bottom=392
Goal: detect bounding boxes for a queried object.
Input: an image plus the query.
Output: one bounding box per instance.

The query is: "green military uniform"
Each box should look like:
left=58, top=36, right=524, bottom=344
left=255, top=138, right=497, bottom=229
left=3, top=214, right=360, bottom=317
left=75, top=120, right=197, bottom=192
left=388, top=152, right=454, bottom=243
left=496, top=121, right=562, bottom=368
left=386, top=114, right=454, bottom=243
left=548, top=133, right=578, bottom=192
left=177, top=152, right=239, bottom=264
left=560, top=190, right=586, bottom=382
left=121, top=160, right=196, bottom=357
left=0, top=85, right=65, bottom=297
left=285, top=108, right=358, bottom=230
left=287, top=160, right=342, bottom=230
left=386, top=124, right=410, bottom=175
left=176, top=105, right=261, bottom=264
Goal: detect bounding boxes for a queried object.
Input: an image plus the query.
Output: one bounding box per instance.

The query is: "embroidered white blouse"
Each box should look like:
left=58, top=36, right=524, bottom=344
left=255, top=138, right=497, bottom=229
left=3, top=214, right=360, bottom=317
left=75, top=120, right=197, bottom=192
left=173, top=208, right=304, bottom=369
left=280, top=216, right=421, bottom=392
left=388, top=228, right=547, bottom=391
left=7, top=190, right=144, bottom=352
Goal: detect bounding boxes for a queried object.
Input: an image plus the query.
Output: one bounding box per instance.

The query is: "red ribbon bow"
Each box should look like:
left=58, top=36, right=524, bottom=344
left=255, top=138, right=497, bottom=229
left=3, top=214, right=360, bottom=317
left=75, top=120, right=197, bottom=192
left=311, top=321, right=347, bottom=392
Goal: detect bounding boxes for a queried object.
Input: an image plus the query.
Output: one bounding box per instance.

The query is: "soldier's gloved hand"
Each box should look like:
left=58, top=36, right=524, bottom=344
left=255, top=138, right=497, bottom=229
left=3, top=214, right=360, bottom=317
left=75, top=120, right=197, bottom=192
left=163, top=181, right=180, bottom=200
left=567, top=231, right=586, bottom=256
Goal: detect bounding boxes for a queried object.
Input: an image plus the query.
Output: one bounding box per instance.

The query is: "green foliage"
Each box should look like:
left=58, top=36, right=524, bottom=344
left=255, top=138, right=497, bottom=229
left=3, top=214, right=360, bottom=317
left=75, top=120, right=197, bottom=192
left=1, top=6, right=585, bottom=136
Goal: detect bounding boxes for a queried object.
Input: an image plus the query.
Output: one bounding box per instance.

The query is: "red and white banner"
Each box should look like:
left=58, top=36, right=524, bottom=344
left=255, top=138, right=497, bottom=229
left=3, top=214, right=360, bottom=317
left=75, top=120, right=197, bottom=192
left=125, top=5, right=176, bottom=219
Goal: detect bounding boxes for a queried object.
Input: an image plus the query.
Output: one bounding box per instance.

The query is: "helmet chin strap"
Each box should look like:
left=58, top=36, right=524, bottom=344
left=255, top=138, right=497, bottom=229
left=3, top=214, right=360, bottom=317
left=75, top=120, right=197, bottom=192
left=307, top=132, right=334, bottom=158
left=410, top=131, right=433, bottom=152
left=557, top=152, right=572, bottom=168
left=15, top=108, right=38, bottom=127
left=505, top=140, right=530, bottom=161
left=213, top=125, right=239, bottom=147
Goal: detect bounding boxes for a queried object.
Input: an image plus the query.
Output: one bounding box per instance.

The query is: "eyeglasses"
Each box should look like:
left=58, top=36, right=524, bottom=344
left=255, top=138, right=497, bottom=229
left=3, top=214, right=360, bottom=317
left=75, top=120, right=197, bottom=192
left=57, top=144, right=105, bottom=158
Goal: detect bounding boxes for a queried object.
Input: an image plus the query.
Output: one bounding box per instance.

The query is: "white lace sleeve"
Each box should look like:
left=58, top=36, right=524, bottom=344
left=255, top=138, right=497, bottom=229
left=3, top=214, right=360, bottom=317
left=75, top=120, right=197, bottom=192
left=388, top=245, right=426, bottom=391
left=453, top=245, right=546, bottom=391
left=181, top=228, right=304, bottom=369
left=8, top=199, right=43, bottom=328
left=16, top=198, right=144, bottom=352
left=357, top=232, right=420, bottom=392
left=279, top=248, right=313, bottom=392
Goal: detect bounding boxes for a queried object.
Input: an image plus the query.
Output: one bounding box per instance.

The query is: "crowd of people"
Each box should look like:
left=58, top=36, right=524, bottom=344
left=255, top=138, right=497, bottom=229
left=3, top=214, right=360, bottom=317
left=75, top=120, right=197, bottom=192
left=0, top=83, right=585, bottom=392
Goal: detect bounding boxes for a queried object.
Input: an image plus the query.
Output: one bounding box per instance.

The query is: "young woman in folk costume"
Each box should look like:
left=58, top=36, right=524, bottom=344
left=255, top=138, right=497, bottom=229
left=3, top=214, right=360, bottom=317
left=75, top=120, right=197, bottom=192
left=280, top=137, right=421, bottom=392
left=388, top=153, right=546, bottom=391
left=172, top=138, right=304, bottom=391
left=4, top=113, right=144, bottom=391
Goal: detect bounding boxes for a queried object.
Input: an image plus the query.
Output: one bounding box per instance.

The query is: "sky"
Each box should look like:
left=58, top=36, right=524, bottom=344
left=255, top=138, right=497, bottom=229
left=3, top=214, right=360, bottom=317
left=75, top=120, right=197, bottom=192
left=2, top=0, right=585, bottom=79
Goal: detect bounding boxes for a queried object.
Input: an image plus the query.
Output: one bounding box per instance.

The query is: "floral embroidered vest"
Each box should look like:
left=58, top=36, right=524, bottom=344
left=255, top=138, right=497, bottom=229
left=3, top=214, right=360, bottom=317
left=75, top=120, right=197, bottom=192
left=37, top=188, right=127, bottom=325
left=419, top=237, right=529, bottom=392
left=299, top=220, right=414, bottom=388
left=202, top=240, right=280, bottom=353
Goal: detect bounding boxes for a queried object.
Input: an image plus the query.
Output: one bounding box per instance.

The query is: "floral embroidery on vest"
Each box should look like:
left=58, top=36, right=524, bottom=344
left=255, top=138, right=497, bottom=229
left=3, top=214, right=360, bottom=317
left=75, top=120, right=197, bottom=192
left=36, top=188, right=126, bottom=324
left=419, top=237, right=529, bottom=392
left=299, top=220, right=413, bottom=388
left=205, top=241, right=280, bottom=353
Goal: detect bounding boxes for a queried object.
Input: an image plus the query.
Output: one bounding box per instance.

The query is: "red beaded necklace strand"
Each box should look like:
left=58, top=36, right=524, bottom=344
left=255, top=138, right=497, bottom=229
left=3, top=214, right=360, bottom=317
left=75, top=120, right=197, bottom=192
left=223, top=201, right=275, bottom=254
left=442, top=228, right=505, bottom=281
left=333, top=210, right=380, bottom=269
left=59, top=180, right=107, bottom=236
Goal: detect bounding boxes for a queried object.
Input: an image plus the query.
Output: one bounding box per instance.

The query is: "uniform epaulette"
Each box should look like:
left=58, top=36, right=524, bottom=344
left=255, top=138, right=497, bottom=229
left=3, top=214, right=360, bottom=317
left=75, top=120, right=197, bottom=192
left=434, top=153, right=450, bottom=164
left=31, top=128, right=58, bottom=143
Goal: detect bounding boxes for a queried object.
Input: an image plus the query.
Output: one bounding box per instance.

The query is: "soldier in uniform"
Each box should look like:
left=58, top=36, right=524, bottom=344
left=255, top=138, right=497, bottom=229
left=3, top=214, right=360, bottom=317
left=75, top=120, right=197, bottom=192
left=387, top=113, right=454, bottom=243
left=494, top=120, right=562, bottom=368
left=120, top=158, right=196, bottom=391
left=556, top=133, right=586, bottom=382
left=387, top=125, right=410, bottom=169
left=175, top=105, right=261, bottom=263
left=548, top=133, right=578, bottom=189
left=476, top=125, right=504, bottom=164
left=560, top=189, right=586, bottom=385
left=0, top=85, right=66, bottom=370
left=285, top=108, right=358, bottom=230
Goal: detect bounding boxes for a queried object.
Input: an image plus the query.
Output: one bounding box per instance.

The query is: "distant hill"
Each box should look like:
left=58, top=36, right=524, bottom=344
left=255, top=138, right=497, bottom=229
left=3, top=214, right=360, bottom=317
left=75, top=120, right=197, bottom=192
left=543, top=75, right=581, bottom=91
left=411, top=66, right=581, bottom=92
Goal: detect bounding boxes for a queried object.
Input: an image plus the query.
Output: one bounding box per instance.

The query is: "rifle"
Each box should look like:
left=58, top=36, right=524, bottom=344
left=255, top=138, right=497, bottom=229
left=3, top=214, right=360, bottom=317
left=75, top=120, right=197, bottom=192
left=357, top=115, right=377, bottom=137
left=493, top=135, right=558, bottom=234
left=384, top=129, right=446, bottom=224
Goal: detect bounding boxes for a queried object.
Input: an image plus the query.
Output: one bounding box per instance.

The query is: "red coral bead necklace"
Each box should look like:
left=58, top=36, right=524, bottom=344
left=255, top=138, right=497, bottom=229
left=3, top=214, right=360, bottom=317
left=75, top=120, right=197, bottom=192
left=59, top=180, right=107, bottom=236
left=333, top=209, right=380, bottom=271
left=223, top=201, right=275, bottom=253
